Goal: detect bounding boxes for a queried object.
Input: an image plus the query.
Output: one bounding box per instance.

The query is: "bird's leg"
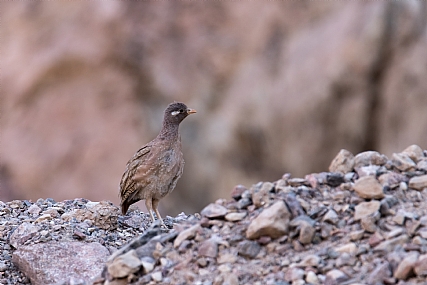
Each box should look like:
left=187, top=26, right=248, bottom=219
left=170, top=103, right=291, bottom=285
left=152, top=198, right=165, bottom=227
left=145, top=198, right=156, bottom=223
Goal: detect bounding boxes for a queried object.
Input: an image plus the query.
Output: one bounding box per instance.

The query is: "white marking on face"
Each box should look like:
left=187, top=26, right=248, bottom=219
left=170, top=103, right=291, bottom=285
left=171, top=110, right=180, bottom=116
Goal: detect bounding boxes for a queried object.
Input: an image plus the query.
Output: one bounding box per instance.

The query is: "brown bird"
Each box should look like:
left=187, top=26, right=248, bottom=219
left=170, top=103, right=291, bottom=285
left=119, top=102, right=196, bottom=226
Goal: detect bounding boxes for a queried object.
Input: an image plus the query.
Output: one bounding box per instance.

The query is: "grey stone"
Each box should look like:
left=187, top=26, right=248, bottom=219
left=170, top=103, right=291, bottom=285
left=290, top=215, right=316, bottom=245
left=237, top=240, right=261, bottom=259
left=323, top=209, right=339, bottom=225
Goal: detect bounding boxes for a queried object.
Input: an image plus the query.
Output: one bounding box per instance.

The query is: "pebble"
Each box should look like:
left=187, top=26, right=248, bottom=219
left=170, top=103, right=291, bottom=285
left=353, top=176, right=384, bottom=199
left=354, top=201, right=380, bottom=220
left=201, top=203, right=228, bottom=219
left=329, top=149, right=355, bottom=173
left=246, top=200, right=291, bottom=239
left=392, top=152, right=416, bottom=171
left=409, top=175, right=427, bottom=191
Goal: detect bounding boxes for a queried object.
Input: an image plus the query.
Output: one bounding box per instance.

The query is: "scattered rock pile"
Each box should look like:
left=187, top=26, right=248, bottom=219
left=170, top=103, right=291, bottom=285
left=3, top=145, right=427, bottom=285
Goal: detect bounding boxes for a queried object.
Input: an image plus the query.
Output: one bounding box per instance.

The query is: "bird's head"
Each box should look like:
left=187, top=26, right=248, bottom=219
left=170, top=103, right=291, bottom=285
left=164, top=102, right=197, bottom=125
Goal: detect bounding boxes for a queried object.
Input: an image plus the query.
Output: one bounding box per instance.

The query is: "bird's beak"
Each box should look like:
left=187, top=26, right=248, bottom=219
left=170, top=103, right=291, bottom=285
left=187, top=108, right=197, bottom=114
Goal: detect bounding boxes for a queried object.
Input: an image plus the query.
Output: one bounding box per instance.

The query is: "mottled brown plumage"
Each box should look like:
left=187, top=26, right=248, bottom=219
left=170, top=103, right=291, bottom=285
left=119, top=102, right=196, bottom=225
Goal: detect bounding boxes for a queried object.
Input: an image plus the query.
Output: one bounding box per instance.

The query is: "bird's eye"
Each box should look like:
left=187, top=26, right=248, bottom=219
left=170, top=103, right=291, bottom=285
left=180, top=109, right=184, bottom=113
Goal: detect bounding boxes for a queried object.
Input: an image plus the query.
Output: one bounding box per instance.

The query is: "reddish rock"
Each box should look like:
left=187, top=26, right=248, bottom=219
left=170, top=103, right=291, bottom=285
left=12, top=241, right=109, bottom=285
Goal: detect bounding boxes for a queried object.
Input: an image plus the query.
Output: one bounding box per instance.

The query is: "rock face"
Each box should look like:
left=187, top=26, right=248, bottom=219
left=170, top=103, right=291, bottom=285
left=3, top=147, right=427, bottom=285
left=1, top=1, right=427, bottom=215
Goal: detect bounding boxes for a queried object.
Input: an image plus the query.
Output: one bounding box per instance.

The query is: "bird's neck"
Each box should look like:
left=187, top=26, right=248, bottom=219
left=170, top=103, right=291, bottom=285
left=158, top=122, right=180, bottom=141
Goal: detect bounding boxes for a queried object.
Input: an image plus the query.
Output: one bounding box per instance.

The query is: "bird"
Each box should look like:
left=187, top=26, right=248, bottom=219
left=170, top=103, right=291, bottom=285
left=119, top=102, right=196, bottom=226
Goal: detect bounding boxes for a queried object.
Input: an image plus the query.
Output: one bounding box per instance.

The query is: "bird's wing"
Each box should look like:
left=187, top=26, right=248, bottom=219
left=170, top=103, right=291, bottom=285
left=119, top=144, right=152, bottom=202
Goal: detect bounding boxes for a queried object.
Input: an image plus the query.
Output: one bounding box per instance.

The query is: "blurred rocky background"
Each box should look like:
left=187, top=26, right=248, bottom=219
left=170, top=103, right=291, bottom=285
left=1, top=1, right=426, bottom=215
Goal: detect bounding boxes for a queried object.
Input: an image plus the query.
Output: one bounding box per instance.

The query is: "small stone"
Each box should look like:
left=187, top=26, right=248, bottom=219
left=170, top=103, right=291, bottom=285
left=225, top=212, right=247, bottom=222
left=335, top=243, right=357, bottom=255
left=418, top=228, right=427, bottom=239
left=222, top=273, right=239, bottom=285
left=198, top=238, right=218, bottom=258
left=378, top=172, right=407, bottom=188
left=27, top=204, right=42, bottom=216
left=368, top=231, right=384, bottom=247
left=287, top=178, right=309, bottom=187
left=386, top=228, right=404, bottom=239
left=290, top=216, right=316, bottom=245
left=323, top=209, right=339, bottom=225
left=417, top=159, right=427, bottom=171
left=174, top=224, right=201, bottom=248
left=402, top=145, right=424, bottom=162
left=201, top=203, right=228, bottom=219
left=329, top=149, right=355, bottom=173
left=252, top=182, right=274, bottom=208
left=298, top=254, right=321, bottom=267
left=9, top=222, right=40, bottom=249
left=414, top=254, right=427, bottom=276
left=231, top=185, right=247, bottom=200
left=374, top=235, right=409, bottom=252
left=123, top=215, right=145, bottom=229
left=394, top=252, right=419, bottom=280
left=0, top=261, right=8, bottom=272
left=361, top=212, right=380, bottom=233
left=325, top=269, right=348, bottom=284
left=354, top=201, right=380, bottom=220
left=306, top=271, right=320, bottom=285
left=246, top=200, right=291, bottom=239
left=197, top=257, right=208, bottom=267
left=356, top=165, right=380, bottom=178
left=217, top=253, right=237, bottom=264
left=108, top=250, right=141, bottom=278
left=140, top=256, right=155, bottom=273
left=350, top=230, right=365, bottom=241
left=73, top=230, right=86, bottom=240
left=392, top=153, right=416, bottom=171
left=408, top=175, right=427, bottom=191
left=335, top=252, right=355, bottom=267
left=366, top=262, right=392, bottom=284
left=42, top=208, right=60, bottom=218
left=354, top=151, right=388, bottom=168
left=353, top=176, right=384, bottom=200
left=285, top=267, right=305, bottom=282
left=35, top=214, right=52, bottom=223
left=151, top=271, right=163, bottom=282
left=237, top=240, right=261, bottom=259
